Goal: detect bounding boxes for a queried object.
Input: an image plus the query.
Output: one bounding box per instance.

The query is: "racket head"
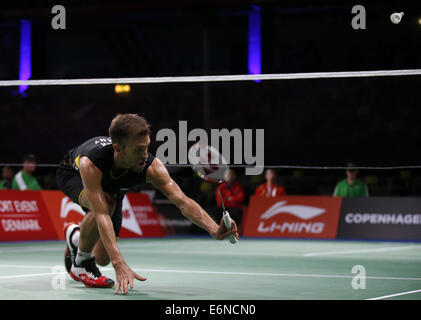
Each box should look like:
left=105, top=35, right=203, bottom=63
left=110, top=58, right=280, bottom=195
left=188, top=143, right=229, bottom=184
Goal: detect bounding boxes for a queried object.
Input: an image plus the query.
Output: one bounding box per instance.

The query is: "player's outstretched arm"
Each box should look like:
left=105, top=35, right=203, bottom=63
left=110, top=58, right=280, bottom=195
left=146, top=157, right=239, bottom=241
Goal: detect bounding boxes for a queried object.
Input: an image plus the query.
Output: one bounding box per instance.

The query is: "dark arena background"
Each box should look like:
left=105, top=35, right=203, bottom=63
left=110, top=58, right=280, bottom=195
left=1, top=0, right=421, bottom=304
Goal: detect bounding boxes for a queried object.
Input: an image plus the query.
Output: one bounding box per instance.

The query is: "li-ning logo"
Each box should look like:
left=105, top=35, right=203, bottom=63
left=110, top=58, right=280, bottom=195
left=260, top=201, right=325, bottom=220
left=258, top=201, right=326, bottom=234
left=60, top=197, right=85, bottom=219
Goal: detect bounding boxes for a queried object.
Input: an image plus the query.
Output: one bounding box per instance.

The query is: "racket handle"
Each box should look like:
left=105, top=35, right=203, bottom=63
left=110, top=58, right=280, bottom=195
left=223, top=211, right=238, bottom=244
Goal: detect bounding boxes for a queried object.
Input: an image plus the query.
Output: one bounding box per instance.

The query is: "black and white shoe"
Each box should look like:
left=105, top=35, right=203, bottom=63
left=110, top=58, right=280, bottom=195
left=64, top=223, right=80, bottom=274
left=70, top=257, right=115, bottom=288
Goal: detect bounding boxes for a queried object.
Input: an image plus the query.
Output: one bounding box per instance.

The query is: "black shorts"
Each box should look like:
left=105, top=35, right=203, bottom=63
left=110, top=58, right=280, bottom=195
left=56, top=163, right=123, bottom=238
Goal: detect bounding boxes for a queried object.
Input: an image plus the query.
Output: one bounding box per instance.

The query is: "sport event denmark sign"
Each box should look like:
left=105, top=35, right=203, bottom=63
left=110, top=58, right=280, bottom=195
left=0, top=190, right=57, bottom=241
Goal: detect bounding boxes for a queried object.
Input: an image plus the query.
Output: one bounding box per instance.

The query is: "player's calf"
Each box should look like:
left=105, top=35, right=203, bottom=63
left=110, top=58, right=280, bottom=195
left=93, top=239, right=111, bottom=266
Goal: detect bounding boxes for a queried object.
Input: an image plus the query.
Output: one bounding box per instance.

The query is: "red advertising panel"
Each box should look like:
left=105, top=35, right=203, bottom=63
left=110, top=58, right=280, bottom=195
left=0, top=190, right=165, bottom=241
left=0, top=191, right=58, bottom=241
left=243, top=196, right=342, bottom=238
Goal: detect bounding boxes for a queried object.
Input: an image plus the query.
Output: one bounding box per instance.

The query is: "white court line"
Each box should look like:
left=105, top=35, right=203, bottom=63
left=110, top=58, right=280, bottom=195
left=0, top=247, right=64, bottom=253
left=0, top=272, right=66, bottom=280
left=0, top=265, right=420, bottom=282
left=303, top=245, right=421, bottom=257
left=122, top=248, right=298, bottom=257
left=123, top=247, right=421, bottom=259
left=117, top=242, right=184, bottom=248
left=367, top=289, right=421, bottom=300
left=0, top=264, right=54, bottom=269
left=129, top=268, right=421, bottom=281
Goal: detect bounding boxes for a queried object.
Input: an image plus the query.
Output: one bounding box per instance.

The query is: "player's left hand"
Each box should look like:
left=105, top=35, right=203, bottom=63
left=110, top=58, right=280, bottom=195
left=113, top=261, right=147, bottom=295
left=212, top=217, right=239, bottom=241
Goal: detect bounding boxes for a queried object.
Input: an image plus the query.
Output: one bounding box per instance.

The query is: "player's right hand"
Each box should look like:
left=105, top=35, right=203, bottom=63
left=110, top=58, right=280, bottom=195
left=113, top=261, right=147, bottom=295
left=213, top=217, right=239, bottom=241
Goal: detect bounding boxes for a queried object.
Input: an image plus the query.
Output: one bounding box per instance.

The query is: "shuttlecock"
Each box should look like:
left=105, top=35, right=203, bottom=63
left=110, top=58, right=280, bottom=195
left=390, top=12, right=404, bottom=24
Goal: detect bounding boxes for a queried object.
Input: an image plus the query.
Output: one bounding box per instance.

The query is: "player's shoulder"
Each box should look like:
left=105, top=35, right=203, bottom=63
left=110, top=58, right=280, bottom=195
left=81, top=136, right=113, bottom=155
left=145, top=155, right=162, bottom=174
left=84, top=136, right=113, bottom=149
left=76, top=136, right=113, bottom=171
left=145, top=156, right=170, bottom=185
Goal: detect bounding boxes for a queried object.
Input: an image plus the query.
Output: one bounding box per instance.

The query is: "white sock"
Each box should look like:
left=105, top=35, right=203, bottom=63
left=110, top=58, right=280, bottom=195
left=75, top=248, right=92, bottom=266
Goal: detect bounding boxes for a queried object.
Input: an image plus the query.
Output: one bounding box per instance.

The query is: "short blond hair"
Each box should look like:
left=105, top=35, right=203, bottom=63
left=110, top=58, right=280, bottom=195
left=109, top=113, right=151, bottom=146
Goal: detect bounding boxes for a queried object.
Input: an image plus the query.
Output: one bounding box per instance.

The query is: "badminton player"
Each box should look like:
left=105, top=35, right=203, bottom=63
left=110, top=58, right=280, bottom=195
left=56, top=113, right=239, bottom=295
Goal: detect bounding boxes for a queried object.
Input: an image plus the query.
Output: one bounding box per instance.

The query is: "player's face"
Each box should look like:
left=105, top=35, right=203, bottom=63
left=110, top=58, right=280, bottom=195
left=123, top=134, right=151, bottom=172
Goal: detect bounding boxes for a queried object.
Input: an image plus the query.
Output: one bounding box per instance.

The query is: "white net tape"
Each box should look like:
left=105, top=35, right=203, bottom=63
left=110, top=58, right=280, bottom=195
left=1, top=69, right=421, bottom=86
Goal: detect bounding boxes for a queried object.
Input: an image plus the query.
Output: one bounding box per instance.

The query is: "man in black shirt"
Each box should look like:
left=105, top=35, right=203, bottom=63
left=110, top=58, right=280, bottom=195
left=56, top=113, right=239, bottom=295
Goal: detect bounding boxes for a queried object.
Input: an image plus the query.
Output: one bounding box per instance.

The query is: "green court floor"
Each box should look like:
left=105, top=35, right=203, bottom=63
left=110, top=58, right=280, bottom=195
left=0, top=238, right=420, bottom=300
